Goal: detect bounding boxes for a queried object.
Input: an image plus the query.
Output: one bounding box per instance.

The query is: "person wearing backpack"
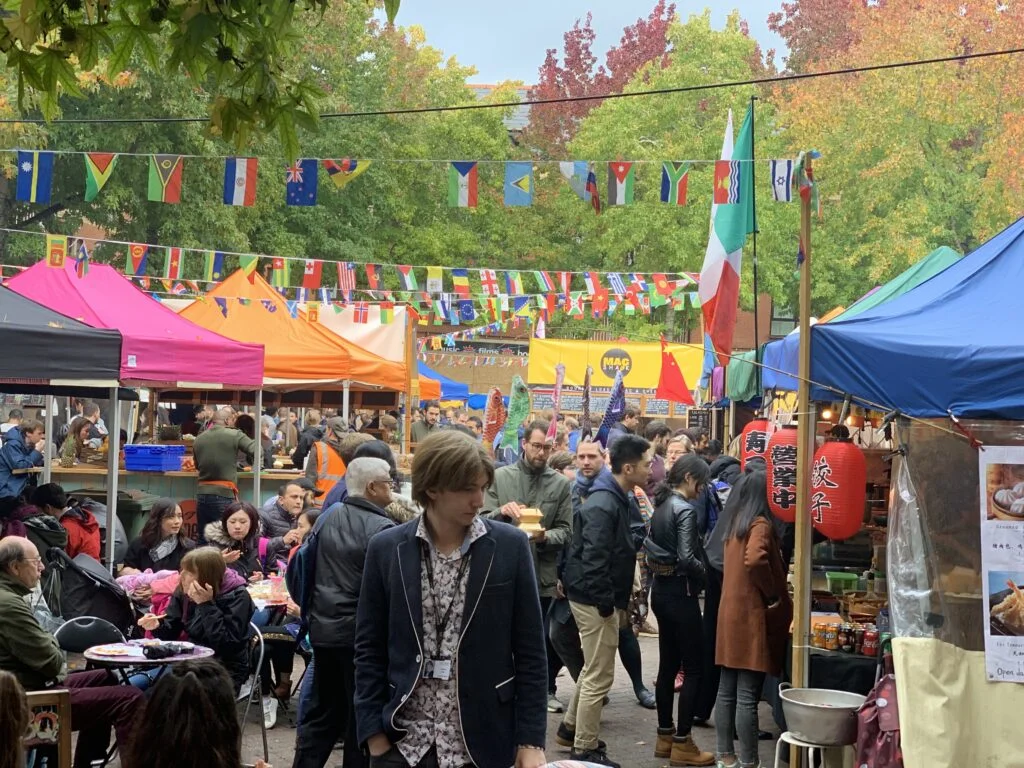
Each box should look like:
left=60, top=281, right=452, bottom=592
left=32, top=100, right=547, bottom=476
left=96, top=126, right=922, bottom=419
left=291, top=457, right=395, bottom=768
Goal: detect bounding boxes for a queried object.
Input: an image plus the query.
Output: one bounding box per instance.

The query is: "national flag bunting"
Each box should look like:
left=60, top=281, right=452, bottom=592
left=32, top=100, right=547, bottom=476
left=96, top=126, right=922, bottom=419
left=700, top=106, right=755, bottom=377
left=533, top=271, right=555, bottom=292
left=204, top=251, right=225, bottom=282
left=583, top=272, right=600, bottom=295
left=452, top=268, right=470, bottom=297
left=353, top=302, right=369, bottom=324
left=503, top=162, right=533, bottom=207
left=426, top=266, right=443, bottom=294
left=770, top=159, right=794, bottom=203
left=505, top=271, right=523, bottom=295
left=285, top=159, right=318, bottom=206
left=337, top=262, right=356, bottom=296
left=84, top=153, right=116, bottom=202
left=16, top=151, right=54, bottom=204
left=172, top=282, right=188, bottom=295
left=45, top=234, right=66, bottom=269
left=559, top=161, right=591, bottom=201
left=302, top=259, right=323, bottom=289
left=630, top=273, right=648, bottom=292
left=306, top=301, right=320, bottom=324
left=479, top=269, right=499, bottom=296
left=448, top=162, right=478, bottom=208
left=223, top=157, right=258, bottom=206
left=239, top=255, right=259, bottom=283
left=396, top=265, right=418, bottom=291
left=163, top=247, right=183, bottom=279
left=660, top=162, right=689, bottom=205
left=713, top=159, right=742, bottom=205
left=148, top=155, right=184, bottom=203
left=608, top=273, right=627, bottom=296
left=271, top=257, right=287, bottom=288
left=366, top=264, right=382, bottom=290
left=380, top=301, right=395, bottom=325
left=585, top=166, right=601, bottom=214
left=128, top=244, right=148, bottom=276
left=459, top=300, right=477, bottom=322
left=70, top=238, right=89, bottom=277
left=323, top=159, right=370, bottom=189
left=607, top=162, right=635, bottom=206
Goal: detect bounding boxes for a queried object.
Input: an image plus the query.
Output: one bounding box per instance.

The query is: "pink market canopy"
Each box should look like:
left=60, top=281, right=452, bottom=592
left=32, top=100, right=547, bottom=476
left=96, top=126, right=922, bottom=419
left=6, top=261, right=264, bottom=388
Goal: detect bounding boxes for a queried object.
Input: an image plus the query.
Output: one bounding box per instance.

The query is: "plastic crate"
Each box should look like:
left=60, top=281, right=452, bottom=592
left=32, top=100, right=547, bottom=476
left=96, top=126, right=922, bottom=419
left=123, top=444, right=186, bottom=472
left=826, top=571, right=860, bottom=596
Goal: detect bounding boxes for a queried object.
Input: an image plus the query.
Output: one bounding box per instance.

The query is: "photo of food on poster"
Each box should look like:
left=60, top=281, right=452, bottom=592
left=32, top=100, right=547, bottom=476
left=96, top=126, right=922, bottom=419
left=978, top=445, right=1024, bottom=682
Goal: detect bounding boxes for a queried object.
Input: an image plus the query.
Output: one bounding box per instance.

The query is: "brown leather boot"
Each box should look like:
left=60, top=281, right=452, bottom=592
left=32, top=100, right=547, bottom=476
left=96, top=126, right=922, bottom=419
left=655, top=728, right=675, bottom=759
left=669, top=735, right=715, bottom=766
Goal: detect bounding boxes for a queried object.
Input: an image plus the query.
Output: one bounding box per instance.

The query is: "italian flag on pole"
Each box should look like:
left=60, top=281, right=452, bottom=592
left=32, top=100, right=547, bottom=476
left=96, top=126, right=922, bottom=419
left=698, top=105, right=755, bottom=378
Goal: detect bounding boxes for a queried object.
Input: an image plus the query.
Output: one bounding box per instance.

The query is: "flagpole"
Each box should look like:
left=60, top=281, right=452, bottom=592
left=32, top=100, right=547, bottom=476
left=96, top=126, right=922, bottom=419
left=750, top=95, right=760, bottom=352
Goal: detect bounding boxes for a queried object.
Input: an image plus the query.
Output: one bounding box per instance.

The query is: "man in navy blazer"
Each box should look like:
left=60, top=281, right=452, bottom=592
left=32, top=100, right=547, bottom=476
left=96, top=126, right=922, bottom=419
left=354, top=431, right=548, bottom=768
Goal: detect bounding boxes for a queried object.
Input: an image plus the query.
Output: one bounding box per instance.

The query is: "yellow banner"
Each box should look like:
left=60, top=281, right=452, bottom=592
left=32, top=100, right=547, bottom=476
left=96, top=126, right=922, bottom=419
left=527, top=339, right=704, bottom=390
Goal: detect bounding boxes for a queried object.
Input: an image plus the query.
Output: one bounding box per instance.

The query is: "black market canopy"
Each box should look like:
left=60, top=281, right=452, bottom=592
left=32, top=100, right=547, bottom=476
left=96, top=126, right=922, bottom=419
left=0, top=284, right=122, bottom=393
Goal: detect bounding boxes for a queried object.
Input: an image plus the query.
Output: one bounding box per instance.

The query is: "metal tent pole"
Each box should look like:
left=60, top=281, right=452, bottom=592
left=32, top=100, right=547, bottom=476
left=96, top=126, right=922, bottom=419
left=106, top=388, right=121, bottom=573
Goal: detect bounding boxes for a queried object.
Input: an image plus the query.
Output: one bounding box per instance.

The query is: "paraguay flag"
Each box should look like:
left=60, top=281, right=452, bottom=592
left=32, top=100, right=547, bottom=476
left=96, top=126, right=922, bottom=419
left=224, top=157, right=258, bottom=206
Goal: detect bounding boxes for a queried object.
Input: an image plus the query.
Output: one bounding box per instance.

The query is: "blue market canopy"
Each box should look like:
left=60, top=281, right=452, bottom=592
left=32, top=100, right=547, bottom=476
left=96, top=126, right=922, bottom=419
left=761, top=246, right=962, bottom=394
left=809, top=218, right=1024, bottom=418
left=417, top=361, right=470, bottom=401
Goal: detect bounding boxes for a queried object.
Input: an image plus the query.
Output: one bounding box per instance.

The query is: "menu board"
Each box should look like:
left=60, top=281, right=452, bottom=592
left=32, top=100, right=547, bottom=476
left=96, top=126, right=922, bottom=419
left=979, top=445, right=1024, bottom=682
left=687, top=408, right=713, bottom=432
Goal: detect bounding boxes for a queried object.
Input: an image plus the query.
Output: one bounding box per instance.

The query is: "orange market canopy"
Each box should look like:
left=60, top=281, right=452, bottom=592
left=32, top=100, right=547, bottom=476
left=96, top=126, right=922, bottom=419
left=179, top=270, right=407, bottom=391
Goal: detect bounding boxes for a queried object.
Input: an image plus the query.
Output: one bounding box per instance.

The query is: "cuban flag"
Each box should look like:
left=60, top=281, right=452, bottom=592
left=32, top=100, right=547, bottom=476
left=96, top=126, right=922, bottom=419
left=770, top=159, right=794, bottom=203
left=224, top=157, right=258, bottom=206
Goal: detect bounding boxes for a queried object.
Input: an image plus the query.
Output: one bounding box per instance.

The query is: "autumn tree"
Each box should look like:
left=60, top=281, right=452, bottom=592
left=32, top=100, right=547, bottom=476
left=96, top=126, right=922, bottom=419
left=523, top=1, right=675, bottom=156
left=767, top=0, right=870, bottom=72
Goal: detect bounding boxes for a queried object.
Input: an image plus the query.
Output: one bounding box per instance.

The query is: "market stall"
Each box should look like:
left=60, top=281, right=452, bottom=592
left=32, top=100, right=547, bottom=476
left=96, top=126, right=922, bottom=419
left=417, top=361, right=469, bottom=402
left=800, top=218, right=1024, bottom=766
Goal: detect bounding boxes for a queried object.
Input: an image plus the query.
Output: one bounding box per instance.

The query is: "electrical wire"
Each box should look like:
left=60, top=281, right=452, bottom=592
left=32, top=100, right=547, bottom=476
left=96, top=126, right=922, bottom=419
left=0, top=46, right=1021, bottom=125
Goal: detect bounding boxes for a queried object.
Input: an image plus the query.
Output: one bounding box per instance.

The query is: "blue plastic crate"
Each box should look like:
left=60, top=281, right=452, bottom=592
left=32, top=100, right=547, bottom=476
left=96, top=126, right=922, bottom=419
left=124, top=444, right=186, bottom=472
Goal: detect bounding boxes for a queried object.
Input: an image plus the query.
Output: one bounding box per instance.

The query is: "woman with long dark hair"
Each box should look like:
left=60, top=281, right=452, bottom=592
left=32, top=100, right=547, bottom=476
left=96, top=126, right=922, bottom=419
left=714, top=471, right=792, bottom=768
left=121, top=498, right=195, bottom=575
left=203, top=501, right=263, bottom=580
left=122, top=659, right=268, bottom=768
left=0, top=670, right=29, bottom=768
left=646, top=454, right=714, bottom=766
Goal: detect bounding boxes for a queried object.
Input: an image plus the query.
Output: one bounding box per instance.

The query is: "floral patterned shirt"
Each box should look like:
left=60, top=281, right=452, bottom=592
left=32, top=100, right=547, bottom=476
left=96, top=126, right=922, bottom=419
left=395, top=516, right=488, bottom=768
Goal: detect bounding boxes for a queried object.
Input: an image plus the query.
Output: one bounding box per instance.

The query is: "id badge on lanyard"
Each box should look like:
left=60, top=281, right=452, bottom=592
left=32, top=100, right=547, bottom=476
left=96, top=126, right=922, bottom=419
left=421, top=542, right=470, bottom=682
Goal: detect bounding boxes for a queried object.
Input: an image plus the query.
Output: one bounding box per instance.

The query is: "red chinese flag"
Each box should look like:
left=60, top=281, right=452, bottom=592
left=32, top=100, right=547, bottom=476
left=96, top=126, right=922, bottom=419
left=655, top=336, right=695, bottom=405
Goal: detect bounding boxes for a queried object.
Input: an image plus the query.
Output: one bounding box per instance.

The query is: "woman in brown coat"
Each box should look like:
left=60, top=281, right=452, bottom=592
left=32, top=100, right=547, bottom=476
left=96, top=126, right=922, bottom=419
left=714, top=470, right=792, bottom=768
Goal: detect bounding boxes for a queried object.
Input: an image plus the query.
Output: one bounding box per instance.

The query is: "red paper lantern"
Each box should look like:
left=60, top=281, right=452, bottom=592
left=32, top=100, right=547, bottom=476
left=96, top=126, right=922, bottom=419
left=740, top=418, right=773, bottom=469
left=765, top=426, right=799, bottom=523
left=810, top=439, right=867, bottom=541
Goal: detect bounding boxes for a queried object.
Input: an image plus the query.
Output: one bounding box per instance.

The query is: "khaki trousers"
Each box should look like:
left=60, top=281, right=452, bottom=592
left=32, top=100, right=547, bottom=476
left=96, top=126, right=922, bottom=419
left=564, top=601, right=622, bottom=751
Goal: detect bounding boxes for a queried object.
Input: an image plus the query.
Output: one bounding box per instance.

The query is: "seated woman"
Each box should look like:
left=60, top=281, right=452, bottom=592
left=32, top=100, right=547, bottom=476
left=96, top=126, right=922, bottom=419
left=59, top=417, right=93, bottom=466
left=203, top=501, right=263, bottom=581
left=138, top=547, right=255, bottom=694
left=120, top=499, right=195, bottom=579
left=31, top=483, right=101, bottom=560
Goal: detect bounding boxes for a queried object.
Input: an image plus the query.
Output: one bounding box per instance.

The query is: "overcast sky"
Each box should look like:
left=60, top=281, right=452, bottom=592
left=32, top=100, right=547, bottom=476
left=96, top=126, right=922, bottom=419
left=391, top=1, right=787, bottom=84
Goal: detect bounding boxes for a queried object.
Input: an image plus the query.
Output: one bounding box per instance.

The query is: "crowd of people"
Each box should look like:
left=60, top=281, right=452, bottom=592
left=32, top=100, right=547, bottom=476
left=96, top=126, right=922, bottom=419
left=0, top=399, right=794, bottom=768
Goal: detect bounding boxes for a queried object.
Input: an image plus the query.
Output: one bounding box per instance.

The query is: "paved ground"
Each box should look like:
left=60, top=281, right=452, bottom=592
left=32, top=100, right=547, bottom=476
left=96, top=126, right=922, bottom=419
left=240, top=636, right=781, bottom=768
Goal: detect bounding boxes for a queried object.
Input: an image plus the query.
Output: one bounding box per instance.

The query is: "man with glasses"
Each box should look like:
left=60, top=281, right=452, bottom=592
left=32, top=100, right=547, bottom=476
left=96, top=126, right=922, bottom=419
left=483, top=420, right=572, bottom=714
left=0, top=536, right=143, bottom=768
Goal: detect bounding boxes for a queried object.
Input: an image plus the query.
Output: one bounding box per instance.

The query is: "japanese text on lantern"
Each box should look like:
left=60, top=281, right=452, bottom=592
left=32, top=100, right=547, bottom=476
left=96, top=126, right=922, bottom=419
left=770, top=443, right=797, bottom=511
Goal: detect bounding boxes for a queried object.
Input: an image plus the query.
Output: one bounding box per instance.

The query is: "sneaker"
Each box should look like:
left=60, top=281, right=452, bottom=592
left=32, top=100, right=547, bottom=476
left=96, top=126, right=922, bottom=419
left=636, top=687, right=656, bottom=709
left=262, top=695, right=278, bottom=729
left=237, top=676, right=254, bottom=702
left=556, top=722, right=606, bottom=750
left=570, top=747, right=620, bottom=768
left=547, top=693, right=565, bottom=713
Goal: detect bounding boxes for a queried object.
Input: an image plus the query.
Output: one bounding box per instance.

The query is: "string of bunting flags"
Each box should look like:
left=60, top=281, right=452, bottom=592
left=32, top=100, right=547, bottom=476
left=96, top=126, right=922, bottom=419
left=25, top=229, right=702, bottom=329
left=9, top=148, right=801, bottom=210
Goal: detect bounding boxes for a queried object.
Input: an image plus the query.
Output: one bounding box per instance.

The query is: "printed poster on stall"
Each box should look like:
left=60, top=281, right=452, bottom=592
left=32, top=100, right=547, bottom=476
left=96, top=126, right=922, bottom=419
left=979, top=445, right=1024, bottom=682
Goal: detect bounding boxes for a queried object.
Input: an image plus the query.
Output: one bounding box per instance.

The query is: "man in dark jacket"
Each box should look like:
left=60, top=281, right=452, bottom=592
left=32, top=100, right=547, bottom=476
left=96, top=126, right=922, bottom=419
left=0, top=420, right=45, bottom=498
left=355, top=431, right=547, bottom=768
left=559, top=434, right=651, bottom=768
left=605, top=407, right=639, bottom=451
left=0, top=536, right=143, bottom=768
left=291, top=409, right=324, bottom=470
left=293, top=458, right=396, bottom=768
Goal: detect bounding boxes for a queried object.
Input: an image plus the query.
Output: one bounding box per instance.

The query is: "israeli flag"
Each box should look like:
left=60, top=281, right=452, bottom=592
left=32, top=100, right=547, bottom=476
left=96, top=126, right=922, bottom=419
left=770, top=159, right=794, bottom=203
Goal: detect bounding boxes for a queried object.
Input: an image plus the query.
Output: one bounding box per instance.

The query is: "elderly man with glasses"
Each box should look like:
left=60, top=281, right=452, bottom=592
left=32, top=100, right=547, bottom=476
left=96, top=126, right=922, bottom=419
left=0, top=536, right=143, bottom=768
left=482, top=419, right=572, bottom=714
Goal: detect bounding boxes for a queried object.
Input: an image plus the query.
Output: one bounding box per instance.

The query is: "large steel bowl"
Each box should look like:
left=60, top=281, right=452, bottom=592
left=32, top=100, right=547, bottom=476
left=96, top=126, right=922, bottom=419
left=779, top=683, right=866, bottom=746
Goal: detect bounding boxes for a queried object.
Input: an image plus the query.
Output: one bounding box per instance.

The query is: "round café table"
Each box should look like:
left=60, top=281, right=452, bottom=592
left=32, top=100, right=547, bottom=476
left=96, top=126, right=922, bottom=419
left=84, top=640, right=215, bottom=684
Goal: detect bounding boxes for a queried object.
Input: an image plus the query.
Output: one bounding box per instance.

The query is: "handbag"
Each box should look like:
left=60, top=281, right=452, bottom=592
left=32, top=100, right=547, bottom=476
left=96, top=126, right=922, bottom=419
left=855, top=643, right=903, bottom=767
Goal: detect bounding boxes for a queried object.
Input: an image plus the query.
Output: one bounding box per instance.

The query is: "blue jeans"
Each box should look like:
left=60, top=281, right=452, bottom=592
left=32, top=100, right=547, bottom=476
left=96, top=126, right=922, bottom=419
left=715, top=667, right=766, bottom=767
left=128, top=667, right=163, bottom=690
left=297, top=654, right=314, bottom=722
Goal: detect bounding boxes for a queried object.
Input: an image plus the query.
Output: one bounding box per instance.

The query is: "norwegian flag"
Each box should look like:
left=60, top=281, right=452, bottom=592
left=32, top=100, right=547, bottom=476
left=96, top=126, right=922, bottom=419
left=353, top=302, right=369, bottom=323
left=629, top=273, right=648, bottom=292
left=337, top=262, right=356, bottom=298
left=479, top=269, right=499, bottom=296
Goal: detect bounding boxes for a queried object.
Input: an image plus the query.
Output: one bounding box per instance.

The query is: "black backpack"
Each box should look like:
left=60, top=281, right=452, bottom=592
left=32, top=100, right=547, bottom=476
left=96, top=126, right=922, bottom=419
left=46, top=549, right=135, bottom=638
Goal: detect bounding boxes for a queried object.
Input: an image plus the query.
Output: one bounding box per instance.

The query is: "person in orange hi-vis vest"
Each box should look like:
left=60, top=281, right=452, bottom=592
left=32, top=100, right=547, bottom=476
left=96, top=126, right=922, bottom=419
left=305, top=417, right=348, bottom=497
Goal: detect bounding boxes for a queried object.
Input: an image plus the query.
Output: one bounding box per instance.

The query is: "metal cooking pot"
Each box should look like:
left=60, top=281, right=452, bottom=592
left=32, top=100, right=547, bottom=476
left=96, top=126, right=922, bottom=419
left=778, top=683, right=866, bottom=746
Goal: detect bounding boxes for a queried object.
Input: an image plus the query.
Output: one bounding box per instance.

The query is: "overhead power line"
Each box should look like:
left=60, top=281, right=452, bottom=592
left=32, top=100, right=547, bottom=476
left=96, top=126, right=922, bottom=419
left=0, top=46, right=1021, bottom=126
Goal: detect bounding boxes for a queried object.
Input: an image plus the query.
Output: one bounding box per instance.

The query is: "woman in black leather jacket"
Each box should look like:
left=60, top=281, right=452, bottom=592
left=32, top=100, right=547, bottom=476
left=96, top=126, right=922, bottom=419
left=644, top=454, right=715, bottom=766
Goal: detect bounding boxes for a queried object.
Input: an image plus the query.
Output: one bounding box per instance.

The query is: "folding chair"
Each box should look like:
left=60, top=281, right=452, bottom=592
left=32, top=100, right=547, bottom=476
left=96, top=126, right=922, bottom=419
left=239, top=621, right=270, bottom=763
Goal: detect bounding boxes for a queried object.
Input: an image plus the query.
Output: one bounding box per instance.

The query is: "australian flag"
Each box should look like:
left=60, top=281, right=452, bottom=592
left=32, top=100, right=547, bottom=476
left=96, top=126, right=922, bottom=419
left=285, top=159, right=318, bottom=206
